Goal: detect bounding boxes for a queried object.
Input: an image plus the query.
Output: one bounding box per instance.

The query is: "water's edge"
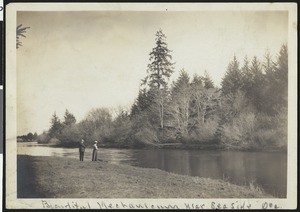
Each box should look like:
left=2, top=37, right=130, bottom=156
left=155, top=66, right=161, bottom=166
left=17, top=142, right=287, bottom=197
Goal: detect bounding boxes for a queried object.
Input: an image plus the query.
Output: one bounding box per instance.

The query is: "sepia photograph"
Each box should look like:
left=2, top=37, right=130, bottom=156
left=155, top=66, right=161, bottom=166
left=5, top=3, right=297, bottom=209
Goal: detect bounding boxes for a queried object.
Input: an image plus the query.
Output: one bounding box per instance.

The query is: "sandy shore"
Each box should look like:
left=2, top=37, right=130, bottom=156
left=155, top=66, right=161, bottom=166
left=17, top=155, right=271, bottom=198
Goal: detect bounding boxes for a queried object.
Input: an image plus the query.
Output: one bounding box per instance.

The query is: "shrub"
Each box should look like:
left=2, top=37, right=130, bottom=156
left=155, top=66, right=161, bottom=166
left=220, top=109, right=287, bottom=151
left=254, top=110, right=287, bottom=150
left=190, top=119, right=219, bottom=143
left=109, top=117, right=132, bottom=145
left=58, top=124, right=82, bottom=147
left=36, top=132, right=50, bottom=144
left=48, top=137, right=60, bottom=144
left=130, top=126, right=159, bottom=147
left=220, top=112, right=256, bottom=150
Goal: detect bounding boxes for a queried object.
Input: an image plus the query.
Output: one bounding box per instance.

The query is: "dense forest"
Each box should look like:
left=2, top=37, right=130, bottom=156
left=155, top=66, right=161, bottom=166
left=34, top=30, right=288, bottom=151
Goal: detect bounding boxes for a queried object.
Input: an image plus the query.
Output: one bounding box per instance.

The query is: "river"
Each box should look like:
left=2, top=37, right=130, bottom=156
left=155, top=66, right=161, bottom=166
left=18, top=142, right=287, bottom=197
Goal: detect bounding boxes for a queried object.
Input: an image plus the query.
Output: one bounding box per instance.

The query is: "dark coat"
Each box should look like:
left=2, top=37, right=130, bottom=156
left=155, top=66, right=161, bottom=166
left=79, top=142, right=86, bottom=152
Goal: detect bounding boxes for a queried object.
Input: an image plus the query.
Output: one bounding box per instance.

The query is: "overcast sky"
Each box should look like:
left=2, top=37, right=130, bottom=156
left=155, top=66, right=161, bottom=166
left=17, top=10, right=288, bottom=135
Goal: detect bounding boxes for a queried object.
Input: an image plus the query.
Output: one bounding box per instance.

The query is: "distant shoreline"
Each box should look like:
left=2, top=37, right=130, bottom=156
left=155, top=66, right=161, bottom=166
left=18, top=140, right=287, bottom=152
left=17, top=155, right=272, bottom=198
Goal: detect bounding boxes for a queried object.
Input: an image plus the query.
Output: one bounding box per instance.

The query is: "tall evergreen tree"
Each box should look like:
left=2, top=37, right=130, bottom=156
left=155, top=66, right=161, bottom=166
left=260, top=50, right=275, bottom=113
left=142, top=29, right=175, bottom=89
left=221, top=55, right=243, bottom=95
left=261, top=44, right=288, bottom=114
left=249, top=56, right=265, bottom=111
left=262, top=50, right=274, bottom=75
left=272, top=44, right=288, bottom=109
left=130, top=88, right=155, bottom=118
left=63, top=109, right=77, bottom=126
left=241, top=56, right=251, bottom=79
left=241, top=56, right=264, bottom=111
left=49, top=112, right=63, bottom=138
left=141, top=29, right=175, bottom=129
left=203, top=70, right=214, bottom=89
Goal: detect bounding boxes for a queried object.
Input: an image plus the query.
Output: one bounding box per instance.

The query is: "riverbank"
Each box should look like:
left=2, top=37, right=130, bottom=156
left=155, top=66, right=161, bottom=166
left=28, top=140, right=286, bottom=152
left=97, top=142, right=286, bottom=152
left=18, top=155, right=272, bottom=198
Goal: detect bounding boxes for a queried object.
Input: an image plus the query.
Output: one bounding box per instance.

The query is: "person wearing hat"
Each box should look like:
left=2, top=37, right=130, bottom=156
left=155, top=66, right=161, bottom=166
left=92, top=140, right=98, bottom=161
left=79, top=139, right=86, bottom=161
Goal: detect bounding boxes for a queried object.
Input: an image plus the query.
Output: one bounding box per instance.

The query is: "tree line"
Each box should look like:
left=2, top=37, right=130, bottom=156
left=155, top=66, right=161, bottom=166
left=36, top=29, right=287, bottom=151
left=17, top=132, right=38, bottom=142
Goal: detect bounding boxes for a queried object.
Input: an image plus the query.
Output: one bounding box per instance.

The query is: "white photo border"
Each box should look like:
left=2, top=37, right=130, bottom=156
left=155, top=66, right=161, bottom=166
left=5, top=2, right=297, bottom=209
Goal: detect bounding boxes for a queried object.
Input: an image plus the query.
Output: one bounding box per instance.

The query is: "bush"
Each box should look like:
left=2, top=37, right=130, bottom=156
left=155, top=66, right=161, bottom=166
left=220, top=109, right=287, bottom=151
left=220, top=112, right=256, bottom=150
left=109, top=117, right=132, bottom=145
left=130, top=126, right=159, bottom=147
left=253, top=129, right=277, bottom=148
left=254, top=110, right=287, bottom=150
left=58, top=124, right=82, bottom=147
left=48, top=137, right=60, bottom=145
left=157, top=127, right=177, bottom=143
left=36, top=132, right=50, bottom=144
left=190, top=119, right=219, bottom=143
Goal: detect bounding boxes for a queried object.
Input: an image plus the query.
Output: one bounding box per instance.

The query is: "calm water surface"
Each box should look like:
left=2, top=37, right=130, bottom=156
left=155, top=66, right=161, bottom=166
left=18, top=142, right=287, bottom=197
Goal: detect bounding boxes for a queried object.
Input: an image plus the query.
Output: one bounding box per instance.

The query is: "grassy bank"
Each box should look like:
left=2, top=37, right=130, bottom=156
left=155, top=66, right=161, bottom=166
left=18, top=155, right=271, bottom=198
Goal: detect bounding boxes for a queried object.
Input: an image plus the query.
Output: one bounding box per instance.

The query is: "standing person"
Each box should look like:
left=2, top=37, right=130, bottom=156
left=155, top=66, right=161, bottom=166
left=79, top=139, right=86, bottom=161
left=92, top=141, right=98, bottom=161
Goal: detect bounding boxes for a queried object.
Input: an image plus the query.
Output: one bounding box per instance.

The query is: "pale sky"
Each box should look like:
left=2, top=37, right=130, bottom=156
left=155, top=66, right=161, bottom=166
left=17, top=11, right=288, bottom=135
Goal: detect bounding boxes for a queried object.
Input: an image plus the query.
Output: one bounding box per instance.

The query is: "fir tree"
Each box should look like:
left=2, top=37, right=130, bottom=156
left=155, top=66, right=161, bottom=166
left=142, top=29, right=175, bottom=89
